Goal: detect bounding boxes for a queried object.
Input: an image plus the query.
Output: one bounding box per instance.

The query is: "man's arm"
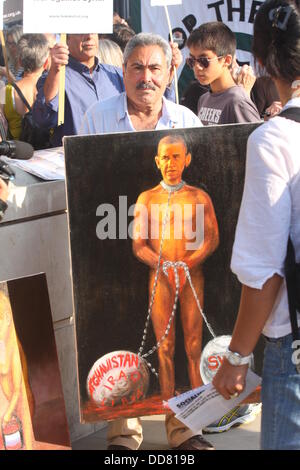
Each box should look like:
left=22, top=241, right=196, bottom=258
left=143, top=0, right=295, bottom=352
left=183, top=192, right=219, bottom=270
left=32, top=43, right=69, bottom=130
left=212, top=274, right=282, bottom=399
left=43, top=43, right=69, bottom=103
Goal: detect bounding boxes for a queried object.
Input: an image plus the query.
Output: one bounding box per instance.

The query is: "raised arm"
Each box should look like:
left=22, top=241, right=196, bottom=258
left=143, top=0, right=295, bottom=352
left=44, top=43, right=69, bottom=103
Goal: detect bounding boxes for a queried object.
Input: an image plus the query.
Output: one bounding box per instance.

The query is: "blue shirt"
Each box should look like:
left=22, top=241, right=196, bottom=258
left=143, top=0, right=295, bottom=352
left=79, top=92, right=202, bottom=135
left=32, top=56, right=125, bottom=147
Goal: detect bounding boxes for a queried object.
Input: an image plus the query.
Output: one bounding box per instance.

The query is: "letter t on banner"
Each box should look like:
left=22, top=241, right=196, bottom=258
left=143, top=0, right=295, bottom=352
left=23, top=0, right=114, bottom=126
left=150, top=0, right=182, bottom=104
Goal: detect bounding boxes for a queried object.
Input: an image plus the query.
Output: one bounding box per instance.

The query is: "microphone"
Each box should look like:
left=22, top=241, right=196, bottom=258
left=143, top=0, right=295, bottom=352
left=0, top=140, right=34, bottom=160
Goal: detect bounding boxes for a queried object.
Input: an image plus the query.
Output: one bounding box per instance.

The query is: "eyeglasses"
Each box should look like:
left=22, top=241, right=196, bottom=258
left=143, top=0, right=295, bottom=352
left=6, top=41, right=16, bottom=47
left=186, top=56, right=223, bottom=69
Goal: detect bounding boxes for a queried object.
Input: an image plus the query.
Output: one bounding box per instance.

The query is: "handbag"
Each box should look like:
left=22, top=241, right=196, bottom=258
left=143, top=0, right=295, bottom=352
left=11, top=82, right=52, bottom=150
left=280, top=107, right=300, bottom=372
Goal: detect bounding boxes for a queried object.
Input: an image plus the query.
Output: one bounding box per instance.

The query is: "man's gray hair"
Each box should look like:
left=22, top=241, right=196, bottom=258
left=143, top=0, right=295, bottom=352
left=17, top=34, right=49, bottom=73
left=123, top=33, right=172, bottom=68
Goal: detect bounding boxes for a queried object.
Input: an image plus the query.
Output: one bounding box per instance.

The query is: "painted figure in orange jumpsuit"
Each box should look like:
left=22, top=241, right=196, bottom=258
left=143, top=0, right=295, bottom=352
left=133, top=135, right=219, bottom=399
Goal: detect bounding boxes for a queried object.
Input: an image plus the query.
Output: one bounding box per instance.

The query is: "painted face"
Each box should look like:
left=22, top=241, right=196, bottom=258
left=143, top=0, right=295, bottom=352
left=123, top=45, right=170, bottom=109
left=67, top=34, right=98, bottom=64
left=188, top=45, right=226, bottom=87
left=155, top=141, right=191, bottom=186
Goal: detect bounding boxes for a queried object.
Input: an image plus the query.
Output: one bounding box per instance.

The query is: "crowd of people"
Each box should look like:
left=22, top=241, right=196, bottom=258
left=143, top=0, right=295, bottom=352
left=0, top=0, right=299, bottom=452
left=0, top=11, right=281, bottom=147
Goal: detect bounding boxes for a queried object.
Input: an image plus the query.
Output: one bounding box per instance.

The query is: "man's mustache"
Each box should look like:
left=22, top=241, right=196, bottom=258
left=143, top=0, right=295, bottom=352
left=136, top=81, right=156, bottom=91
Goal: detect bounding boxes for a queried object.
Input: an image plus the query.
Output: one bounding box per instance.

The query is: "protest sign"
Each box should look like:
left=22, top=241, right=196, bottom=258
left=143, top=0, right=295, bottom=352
left=64, top=122, right=264, bottom=422
left=23, top=0, right=113, bottom=34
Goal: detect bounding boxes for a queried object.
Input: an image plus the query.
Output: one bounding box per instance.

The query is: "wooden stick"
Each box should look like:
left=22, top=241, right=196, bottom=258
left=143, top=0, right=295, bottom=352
left=164, top=6, right=179, bottom=105
left=58, top=33, right=67, bottom=126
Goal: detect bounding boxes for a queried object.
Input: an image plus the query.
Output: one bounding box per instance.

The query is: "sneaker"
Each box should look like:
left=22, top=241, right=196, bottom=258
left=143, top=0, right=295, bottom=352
left=203, top=403, right=262, bottom=434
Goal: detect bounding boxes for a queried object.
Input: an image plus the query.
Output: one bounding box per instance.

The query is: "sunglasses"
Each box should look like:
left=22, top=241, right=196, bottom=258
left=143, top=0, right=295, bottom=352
left=186, top=56, right=223, bottom=69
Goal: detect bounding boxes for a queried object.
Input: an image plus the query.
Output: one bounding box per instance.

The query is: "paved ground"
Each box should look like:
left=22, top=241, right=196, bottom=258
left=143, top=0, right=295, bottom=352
left=72, top=412, right=261, bottom=451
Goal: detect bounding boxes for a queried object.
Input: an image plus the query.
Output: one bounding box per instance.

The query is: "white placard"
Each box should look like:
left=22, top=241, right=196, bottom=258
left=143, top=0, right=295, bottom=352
left=0, top=1, right=4, bottom=31
left=23, top=0, right=113, bottom=34
left=151, top=0, right=182, bottom=6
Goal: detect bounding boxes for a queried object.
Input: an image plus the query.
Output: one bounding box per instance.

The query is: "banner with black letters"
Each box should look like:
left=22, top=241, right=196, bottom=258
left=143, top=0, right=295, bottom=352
left=138, top=0, right=264, bottom=64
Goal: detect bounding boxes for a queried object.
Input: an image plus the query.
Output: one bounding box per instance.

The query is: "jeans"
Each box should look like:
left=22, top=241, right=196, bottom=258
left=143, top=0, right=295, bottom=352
left=261, top=330, right=300, bottom=450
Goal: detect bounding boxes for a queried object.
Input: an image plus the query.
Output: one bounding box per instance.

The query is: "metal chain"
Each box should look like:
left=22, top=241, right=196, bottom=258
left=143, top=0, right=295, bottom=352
left=141, top=263, right=180, bottom=359
left=180, top=262, right=216, bottom=339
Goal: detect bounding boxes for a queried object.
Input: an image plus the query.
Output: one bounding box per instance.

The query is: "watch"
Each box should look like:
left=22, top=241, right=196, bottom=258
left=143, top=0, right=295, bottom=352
left=225, top=348, right=252, bottom=366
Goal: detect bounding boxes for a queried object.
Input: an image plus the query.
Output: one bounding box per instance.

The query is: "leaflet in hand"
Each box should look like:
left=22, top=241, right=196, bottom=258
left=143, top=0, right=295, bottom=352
left=168, top=369, right=261, bottom=432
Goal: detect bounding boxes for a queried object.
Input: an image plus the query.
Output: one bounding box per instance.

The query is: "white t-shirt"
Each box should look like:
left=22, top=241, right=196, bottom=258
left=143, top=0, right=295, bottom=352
left=231, top=98, right=300, bottom=338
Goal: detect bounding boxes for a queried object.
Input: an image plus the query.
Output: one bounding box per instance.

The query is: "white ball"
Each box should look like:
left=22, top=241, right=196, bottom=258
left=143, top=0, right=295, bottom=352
left=200, top=335, right=254, bottom=384
left=87, top=350, right=150, bottom=407
left=200, top=335, right=232, bottom=384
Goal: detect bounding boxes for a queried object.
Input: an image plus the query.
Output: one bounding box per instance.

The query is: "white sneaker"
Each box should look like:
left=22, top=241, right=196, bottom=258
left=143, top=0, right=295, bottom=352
left=203, top=403, right=262, bottom=434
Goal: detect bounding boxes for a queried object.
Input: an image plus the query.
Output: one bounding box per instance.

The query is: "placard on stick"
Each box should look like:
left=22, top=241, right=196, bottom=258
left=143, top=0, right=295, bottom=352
left=23, top=0, right=113, bottom=34
left=23, top=0, right=114, bottom=125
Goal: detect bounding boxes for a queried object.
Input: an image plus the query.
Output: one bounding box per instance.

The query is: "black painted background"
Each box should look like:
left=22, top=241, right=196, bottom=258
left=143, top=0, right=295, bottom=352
left=64, top=123, right=263, bottom=412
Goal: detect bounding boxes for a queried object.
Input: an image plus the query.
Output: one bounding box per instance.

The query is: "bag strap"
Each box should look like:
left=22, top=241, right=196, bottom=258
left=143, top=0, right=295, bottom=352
left=11, top=82, right=32, bottom=113
left=278, top=107, right=300, bottom=122
left=285, top=239, right=300, bottom=342
left=280, top=107, right=300, bottom=343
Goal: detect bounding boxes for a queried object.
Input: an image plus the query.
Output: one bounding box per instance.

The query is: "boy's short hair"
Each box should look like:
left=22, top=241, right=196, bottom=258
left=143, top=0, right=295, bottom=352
left=187, top=22, right=236, bottom=58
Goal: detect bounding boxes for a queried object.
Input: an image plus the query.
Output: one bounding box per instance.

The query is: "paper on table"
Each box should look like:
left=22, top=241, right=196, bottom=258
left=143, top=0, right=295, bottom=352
left=2, top=147, right=65, bottom=180
left=168, top=369, right=261, bottom=432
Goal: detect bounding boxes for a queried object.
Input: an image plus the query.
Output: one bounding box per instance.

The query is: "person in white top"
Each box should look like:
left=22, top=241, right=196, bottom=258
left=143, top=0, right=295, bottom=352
left=79, top=33, right=213, bottom=452
left=213, top=0, right=300, bottom=450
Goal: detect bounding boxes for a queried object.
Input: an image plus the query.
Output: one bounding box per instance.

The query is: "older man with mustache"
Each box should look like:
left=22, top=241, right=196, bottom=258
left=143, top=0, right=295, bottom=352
left=80, top=33, right=212, bottom=452
left=80, top=33, right=200, bottom=134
